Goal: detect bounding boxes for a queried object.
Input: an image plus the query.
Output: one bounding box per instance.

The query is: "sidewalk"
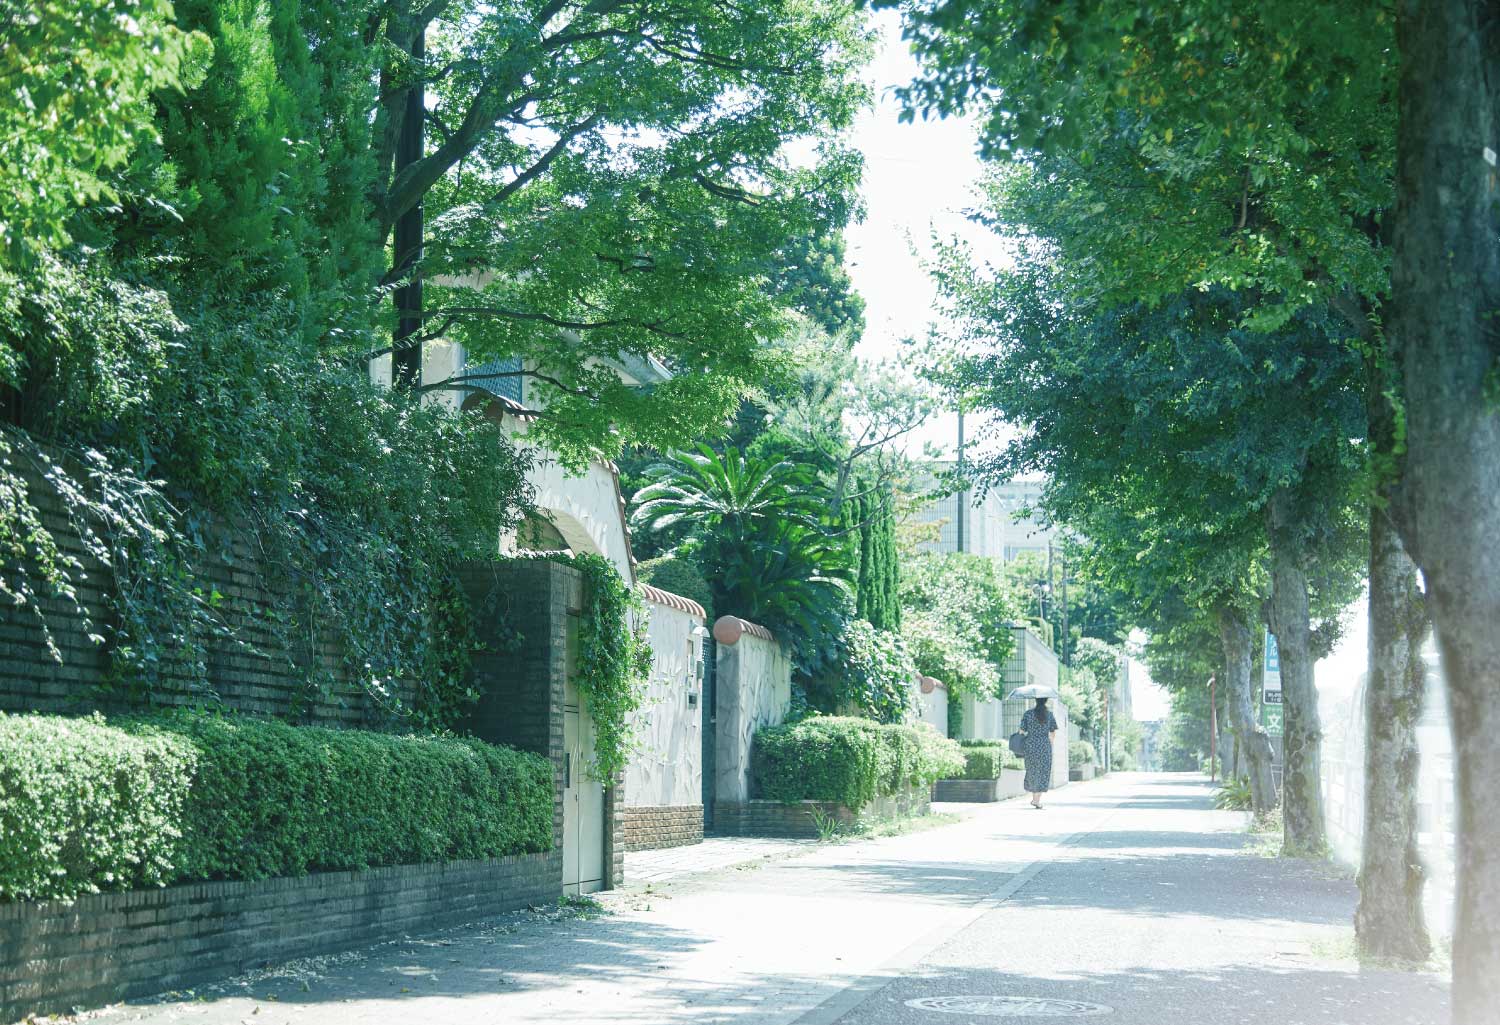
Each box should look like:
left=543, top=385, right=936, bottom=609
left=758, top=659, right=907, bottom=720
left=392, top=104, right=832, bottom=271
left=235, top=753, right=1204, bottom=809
left=624, top=835, right=818, bottom=885
left=70, top=774, right=1448, bottom=1025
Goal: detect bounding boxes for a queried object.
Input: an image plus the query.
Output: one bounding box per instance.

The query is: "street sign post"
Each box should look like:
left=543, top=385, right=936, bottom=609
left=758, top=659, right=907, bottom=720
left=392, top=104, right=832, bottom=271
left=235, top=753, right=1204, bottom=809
left=1262, top=703, right=1283, bottom=736
left=1262, top=631, right=1283, bottom=737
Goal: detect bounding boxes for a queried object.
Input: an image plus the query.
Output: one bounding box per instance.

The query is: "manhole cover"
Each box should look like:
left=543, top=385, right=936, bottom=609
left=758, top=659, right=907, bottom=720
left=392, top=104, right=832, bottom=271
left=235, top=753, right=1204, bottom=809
left=905, top=996, right=1113, bottom=1016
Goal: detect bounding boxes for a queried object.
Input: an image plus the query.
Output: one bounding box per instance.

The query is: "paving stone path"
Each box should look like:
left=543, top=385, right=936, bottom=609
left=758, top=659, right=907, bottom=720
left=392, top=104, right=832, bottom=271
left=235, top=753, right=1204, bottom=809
left=75, top=774, right=1449, bottom=1025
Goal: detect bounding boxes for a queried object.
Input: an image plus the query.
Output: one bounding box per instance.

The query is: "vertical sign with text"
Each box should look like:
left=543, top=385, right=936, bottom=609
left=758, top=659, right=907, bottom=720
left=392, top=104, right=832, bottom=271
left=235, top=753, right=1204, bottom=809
left=1262, top=630, right=1283, bottom=736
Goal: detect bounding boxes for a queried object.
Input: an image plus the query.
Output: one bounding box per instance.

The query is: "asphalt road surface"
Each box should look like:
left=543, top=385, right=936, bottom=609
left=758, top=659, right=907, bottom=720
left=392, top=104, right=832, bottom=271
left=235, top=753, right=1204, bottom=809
left=75, top=773, right=1449, bottom=1025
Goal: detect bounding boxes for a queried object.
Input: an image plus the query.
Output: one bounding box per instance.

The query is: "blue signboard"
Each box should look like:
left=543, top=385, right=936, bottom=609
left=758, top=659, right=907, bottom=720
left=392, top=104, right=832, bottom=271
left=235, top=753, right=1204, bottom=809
left=1263, top=631, right=1282, bottom=705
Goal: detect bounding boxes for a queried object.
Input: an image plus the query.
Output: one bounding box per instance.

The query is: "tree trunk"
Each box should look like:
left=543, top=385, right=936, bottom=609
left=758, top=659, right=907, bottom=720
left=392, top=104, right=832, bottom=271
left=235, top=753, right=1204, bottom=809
left=1266, top=489, right=1327, bottom=857
left=391, top=26, right=425, bottom=390
left=1356, top=499, right=1431, bottom=962
left=1391, top=1, right=1500, bottom=1016
left=1216, top=602, right=1278, bottom=817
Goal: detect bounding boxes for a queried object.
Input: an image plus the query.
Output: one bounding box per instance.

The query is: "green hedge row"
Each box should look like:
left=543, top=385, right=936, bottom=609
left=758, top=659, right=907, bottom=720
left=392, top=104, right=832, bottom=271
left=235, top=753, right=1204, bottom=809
left=0, top=712, right=554, bottom=903
left=954, top=740, right=1024, bottom=779
left=751, top=716, right=964, bottom=812
left=1070, top=739, right=1097, bottom=767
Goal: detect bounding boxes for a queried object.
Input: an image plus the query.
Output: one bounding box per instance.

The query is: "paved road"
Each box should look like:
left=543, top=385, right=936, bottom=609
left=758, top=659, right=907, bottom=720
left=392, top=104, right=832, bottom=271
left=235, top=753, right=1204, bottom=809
left=83, top=773, right=1448, bottom=1025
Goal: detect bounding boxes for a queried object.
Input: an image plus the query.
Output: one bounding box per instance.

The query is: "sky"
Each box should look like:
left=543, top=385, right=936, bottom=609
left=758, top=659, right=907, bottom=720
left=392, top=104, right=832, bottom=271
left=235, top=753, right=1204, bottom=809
left=843, top=10, right=1005, bottom=458
left=839, top=14, right=1170, bottom=722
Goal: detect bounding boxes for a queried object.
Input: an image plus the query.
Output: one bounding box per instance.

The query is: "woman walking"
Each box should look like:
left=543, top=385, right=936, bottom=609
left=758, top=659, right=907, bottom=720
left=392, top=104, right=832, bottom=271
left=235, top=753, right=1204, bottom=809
left=1021, top=696, right=1059, bottom=808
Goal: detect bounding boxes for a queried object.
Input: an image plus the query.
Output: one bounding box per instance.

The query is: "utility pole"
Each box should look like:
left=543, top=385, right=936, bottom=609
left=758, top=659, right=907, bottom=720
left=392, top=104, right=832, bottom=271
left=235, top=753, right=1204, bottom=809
left=1208, top=675, right=1218, bottom=783
left=1103, top=690, right=1111, bottom=775
left=1046, top=539, right=1054, bottom=645
left=954, top=410, right=966, bottom=554
left=1059, top=552, right=1070, bottom=666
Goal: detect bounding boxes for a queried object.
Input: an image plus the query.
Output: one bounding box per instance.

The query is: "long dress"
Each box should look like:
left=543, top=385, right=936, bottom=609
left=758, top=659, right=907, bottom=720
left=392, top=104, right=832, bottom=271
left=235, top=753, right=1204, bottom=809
left=1020, top=707, right=1056, bottom=793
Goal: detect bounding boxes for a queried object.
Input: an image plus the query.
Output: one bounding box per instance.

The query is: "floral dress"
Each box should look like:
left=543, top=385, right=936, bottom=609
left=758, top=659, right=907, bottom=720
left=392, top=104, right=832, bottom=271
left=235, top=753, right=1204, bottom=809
left=1020, top=707, right=1056, bottom=793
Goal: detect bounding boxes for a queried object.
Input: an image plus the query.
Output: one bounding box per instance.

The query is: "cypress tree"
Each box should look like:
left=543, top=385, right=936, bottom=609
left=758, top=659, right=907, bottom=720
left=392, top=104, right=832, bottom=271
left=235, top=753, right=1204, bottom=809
left=853, top=482, right=901, bottom=631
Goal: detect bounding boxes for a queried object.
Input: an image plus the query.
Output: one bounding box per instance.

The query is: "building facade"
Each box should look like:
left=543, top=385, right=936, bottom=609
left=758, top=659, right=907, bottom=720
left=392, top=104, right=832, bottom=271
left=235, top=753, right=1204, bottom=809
left=914, top=466, right=1057, bottom=564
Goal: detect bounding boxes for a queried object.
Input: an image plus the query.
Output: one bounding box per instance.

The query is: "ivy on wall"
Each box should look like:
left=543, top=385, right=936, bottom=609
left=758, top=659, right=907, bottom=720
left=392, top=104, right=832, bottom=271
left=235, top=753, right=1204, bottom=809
left=528, top=552, right=653, bottom=781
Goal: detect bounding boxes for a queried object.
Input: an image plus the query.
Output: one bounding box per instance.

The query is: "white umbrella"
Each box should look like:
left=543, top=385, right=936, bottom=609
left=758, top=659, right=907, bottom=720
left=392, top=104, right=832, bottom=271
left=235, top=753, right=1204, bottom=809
left=1007, top=683, right=1062, bottom=701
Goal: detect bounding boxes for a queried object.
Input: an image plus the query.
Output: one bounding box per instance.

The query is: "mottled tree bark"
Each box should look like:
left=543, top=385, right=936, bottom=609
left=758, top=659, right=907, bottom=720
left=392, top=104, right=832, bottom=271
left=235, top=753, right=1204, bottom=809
left=1216, top=602, right=1278, bottom=818
left=1391, top=1, right=1500, bottom=1017
left=1266, top=489, right=1327, bottom=857
left=1356, top=500, right=1431, bottom=962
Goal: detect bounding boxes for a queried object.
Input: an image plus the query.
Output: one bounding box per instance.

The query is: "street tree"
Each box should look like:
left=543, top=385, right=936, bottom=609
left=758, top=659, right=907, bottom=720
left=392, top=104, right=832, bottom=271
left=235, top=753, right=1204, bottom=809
left=113, top=0, right=872, bottom=467
left=887, top=0, right=1468, bottom=974
left=929, top=244, right=1366, bottom=827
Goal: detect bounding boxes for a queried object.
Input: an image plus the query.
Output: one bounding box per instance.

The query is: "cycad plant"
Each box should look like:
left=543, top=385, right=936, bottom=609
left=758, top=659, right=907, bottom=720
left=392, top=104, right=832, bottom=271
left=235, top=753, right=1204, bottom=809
left=631, top=446, right=852, bottom=656
left=631, top=445, right=825, bottom=538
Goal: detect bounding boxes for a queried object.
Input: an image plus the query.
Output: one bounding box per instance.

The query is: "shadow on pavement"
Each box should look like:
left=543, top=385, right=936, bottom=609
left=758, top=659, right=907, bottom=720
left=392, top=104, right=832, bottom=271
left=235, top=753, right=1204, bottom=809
left=831, top=960, right=1451, bottom=1025
left=98, top=911, right=714, bottom=1016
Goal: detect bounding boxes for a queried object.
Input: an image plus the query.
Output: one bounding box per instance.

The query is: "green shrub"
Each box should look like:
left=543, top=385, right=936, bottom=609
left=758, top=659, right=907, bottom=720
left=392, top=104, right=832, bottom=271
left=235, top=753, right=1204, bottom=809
left=637, top=555, right=714, bottom=620
left=754, top=716, right=883, bottom=810
left=1214, top=776, right=1253, bottom=811
left=1070, top=739, right=1097, bottom=767
left=912, top=723, right=966, bottom=783
left=958, top=746, right=1003, bottom=780
left=0, top=713, right=196, bottom=902
left=752, top=716, right=963, bottom=812
left=804, top=619, right=916, bottom=724
left=958, top=740, right=1022, bottom=769
left=0, top=711, right=553, bottom=902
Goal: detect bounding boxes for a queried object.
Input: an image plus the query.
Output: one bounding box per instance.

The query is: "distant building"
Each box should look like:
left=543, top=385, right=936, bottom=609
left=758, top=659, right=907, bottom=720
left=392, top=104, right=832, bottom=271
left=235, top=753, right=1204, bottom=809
left=913, top=465, right=1057, bottom=564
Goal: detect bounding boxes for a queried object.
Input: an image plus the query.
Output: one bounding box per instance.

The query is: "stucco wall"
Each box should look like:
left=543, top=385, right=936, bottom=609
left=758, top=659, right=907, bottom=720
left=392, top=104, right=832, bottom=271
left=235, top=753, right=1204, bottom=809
left=714, top=623, right=792, bottom=804
left=625, top=597, right=705, bottom=808
left=518, top=450, right=634, bottom=582
left=915, top=678, right=949, bottom=737
left=960, top=694, right=1005, bottom=741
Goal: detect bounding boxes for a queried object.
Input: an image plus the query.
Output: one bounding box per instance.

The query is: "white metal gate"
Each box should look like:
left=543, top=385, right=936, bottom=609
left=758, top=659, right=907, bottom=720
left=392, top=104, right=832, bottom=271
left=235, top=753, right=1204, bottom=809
left=562, top=615, right=606, bottom=895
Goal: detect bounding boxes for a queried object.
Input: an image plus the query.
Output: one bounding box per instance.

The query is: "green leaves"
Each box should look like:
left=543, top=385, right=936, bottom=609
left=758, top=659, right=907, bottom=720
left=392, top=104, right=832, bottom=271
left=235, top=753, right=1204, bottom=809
left=0, top=0, right=204, bottom=266
left=538, top=552, right=652, bottom=781
left=631, top=445, right=853, bottom=655
left=806, top=618, right=919, bottom=724
left=405, top=0, right=874, bottom=459
left=899, top=551, right=1017, bottom=700
left=0, top=711, right=553, bottom=902
left=752, top=716, right=962, bottom=812
left=633, top=445, right=824, bottom=539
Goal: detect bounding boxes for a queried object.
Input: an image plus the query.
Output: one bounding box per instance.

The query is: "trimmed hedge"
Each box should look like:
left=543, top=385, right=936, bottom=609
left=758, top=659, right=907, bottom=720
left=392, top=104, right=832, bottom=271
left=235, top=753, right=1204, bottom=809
left=1070, top=740, right=1097, bottom=767
left=751, top=716, right=963, bottom=812
left=953, top=745, right=1024, bottom=780
left=0, top=712, right=553, bottom=903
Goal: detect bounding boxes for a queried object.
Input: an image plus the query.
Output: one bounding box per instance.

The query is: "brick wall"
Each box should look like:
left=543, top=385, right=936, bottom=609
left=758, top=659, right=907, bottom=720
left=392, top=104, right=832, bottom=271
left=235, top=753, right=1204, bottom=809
left=0, top=852, right=559, bottom=1022
left=0, top=443, right=411, bottom=725
left=0, top=558, right=601, bottom=1023
left=621, top=805, right=704, bottom=851
left=715, top=786, right=932, bottom=839
left=932, top=778, right=1003, bottom=802
left=455, top=559, right=622, bottom=888
left=606, top=774, right=626, bottom=887
left=932, top=769, right=1027, bottom=804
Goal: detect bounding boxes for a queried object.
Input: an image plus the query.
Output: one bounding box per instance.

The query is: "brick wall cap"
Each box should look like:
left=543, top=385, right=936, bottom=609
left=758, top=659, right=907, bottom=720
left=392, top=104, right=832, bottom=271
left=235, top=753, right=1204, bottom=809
left=919, top=675, right=945, bottom=694
left=712, top=615, right=774, bottom=645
